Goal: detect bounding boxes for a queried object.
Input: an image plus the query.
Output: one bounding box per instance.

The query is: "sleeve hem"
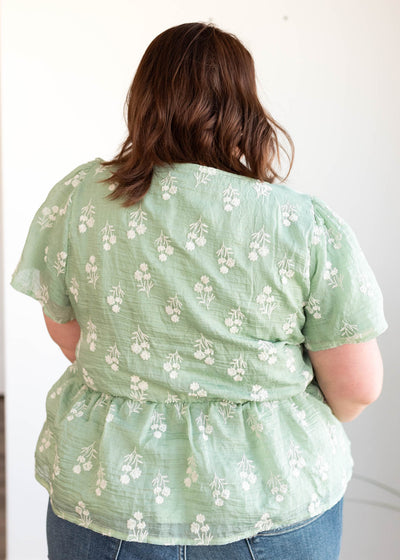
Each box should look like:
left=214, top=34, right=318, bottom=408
left=304, top=320, right=388, bottom=352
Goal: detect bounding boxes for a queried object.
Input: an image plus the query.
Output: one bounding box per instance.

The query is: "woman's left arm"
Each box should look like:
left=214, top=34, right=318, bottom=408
left=43, top=312, right=81, bottom=362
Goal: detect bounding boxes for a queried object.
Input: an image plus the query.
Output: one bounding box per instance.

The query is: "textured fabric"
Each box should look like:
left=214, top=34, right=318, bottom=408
left=11, top=158, right=387, bottom=545
left=46, top=497, right=343, bottom=559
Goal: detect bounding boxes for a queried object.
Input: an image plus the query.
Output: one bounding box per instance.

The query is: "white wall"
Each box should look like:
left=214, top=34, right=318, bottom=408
left=1, top=0, right=399, bottom=558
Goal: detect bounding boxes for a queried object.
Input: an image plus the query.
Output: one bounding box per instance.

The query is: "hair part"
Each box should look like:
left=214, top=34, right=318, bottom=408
left=100, top=22, right=294, bottom=206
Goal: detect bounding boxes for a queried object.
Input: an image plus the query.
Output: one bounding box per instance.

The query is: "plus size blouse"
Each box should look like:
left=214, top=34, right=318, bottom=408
left=11, top=158, right=387, bottom=545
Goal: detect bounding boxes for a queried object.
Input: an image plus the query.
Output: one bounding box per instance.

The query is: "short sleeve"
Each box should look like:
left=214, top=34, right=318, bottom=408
left=303, top=197, right=388, bottom=351
left=10, top=162, right=92, bottom=323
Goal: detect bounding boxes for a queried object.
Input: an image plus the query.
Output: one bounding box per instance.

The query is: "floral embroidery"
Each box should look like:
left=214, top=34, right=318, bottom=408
left=96, top=464, right=107, bottom=496
left=225, top=307, right=245, bottom=334
left=150, top=411, right=167, bottom=439
left=340, top=320, right=361, bottom=341
left=152, top=471, right=171, bottom=504
left=105, top=344, right=120, bottom=372
left=35, top=283, right=49, bottom=307
left=305, top=296, right=321, bottom=319
left=37, top=206, right=60, bottom=230
left=291, top=403, right=308, bottom=427
left=160, top=172, right=178, bottom=200
left=73, top=442, right=97, bottom=474
left=66, top=400, right=87, bottom=422
left=38, top=427, right=53, bottom=453
left=194, top=166, right=217, bottom=188
left=227, top=355, right=247, bottom=382
left=165, top=393, right=188, bottom=420
left=163, top=351, right=183, bottom=379
left=277, top=255, right=295, bottom=284
left=65, top=170, right=87, bottom=187
left=106, top=284, right=124, bottom=312
left=131, top=326, right=151, bottom=360
left=86, top=320, right=97, bottom=352
left=288, top=442, right=306, bottom=478
left=253, top=180, right=272, bottom=198
left=129, top=376, right=149, bottom=412
left=323, top=261, right=343, bottom=288
left=69, top=278, right=79, bottom=302
left=267, top=475, right=288, bottom=503
left=210, top=474, right=230, bottom=506
left=184, top=456, right=199, bottom=487
left=281, top=203, right=298, bottom=227
left=196, top=411, right=213, bottom=440
left=251, top=385, right=269, bottom=401
left=165, top=295, right=183, bottom=322
left=155, top=231, right=174, bottom=261
left=194, top=275, right=215, bottom=308
left=283, top=313, right=297, bottom=335
left=238, top=455, right=257, bottom=491
left=134, top=263, right=154, bottom=296
left=127, top=206, right=147, bottom=238
left=185, top=217, right=208, bottom=250
left=247, top=413, right=263, bottom=436
left=82, top=367, right=96, bottom=390
left=188, top=382, right=207, bottom=398
left=53, top=252, right=67, bottom=275
left=190, top=514, right=213, bottom=544
left=258, top=341, right=278, bottom=363
left=127, top=512, right=148, bottom=542
left=78, top=200, right=95, bottom=233
left=101, top=222, right=117, bottom=251
left=248, top=227, right=271, bottom=261
left=75, top=501, right=92, bottom=528
left=86, top=256, right=99, bottom=288
left=222, top=185, right=240, bottom=212
left=120, top=449, right=143, bottom=484
left=255, top=513, right=273, bottom=531
left=194, top=335, right=214, bottom=365
left=216, top=243, right=235, bottom=274
left=256, top=286, right=278, bottom=317
left=217, top=400, right=237, bottom=423
left=313, top=455, right=329, bottom=481
left=308, top=493, right=322, bottom=516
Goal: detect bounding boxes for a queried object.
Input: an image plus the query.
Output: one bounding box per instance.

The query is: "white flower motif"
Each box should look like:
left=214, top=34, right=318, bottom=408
left=152, top=471, right=171, bottom=504
left=216, top=243, right=235, bottom=274
left=72, top=442, right=97, bottom=475
left=248, top=227, right=270, bottom=260
left=101, top=222, right=117, bottom=251
left=106, top=283, right=125, bottom=312
left=120, top=449, right=143, bottom=485
left=194, top=166, right=217, bottom=188
left=224, top=307, right=245, bottom=334
left=185, top=217, right=208, bottom=250
left=165, top=295, right=182, bottom=322
left=134, top=263, right=153, bottom=296
left=163, top=351, right=183, bottom=379
left=131, top=326, right=151, bottom=360
left=281, top=203, right=298, bottom=227
left=160, top=172, right=178, bottom=200
left=127, top=206, right=147, bottom=238
left=194, top=335, right=214, bottom=365
left=222, top=184, right=240, bottom=211
left=78, top=200, right=95, bottom=233
left=256, top=286, right=278, bottom=317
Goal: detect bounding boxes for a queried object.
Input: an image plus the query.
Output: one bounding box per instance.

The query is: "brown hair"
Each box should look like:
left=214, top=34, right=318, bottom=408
left=101, top=22, right=294, bottom=206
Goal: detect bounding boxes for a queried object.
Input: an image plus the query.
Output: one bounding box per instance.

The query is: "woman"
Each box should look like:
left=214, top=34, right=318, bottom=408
left=11, top=22, right=387, bottom=560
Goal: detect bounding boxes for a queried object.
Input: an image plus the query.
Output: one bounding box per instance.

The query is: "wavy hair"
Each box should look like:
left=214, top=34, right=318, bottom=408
left=101, top=22, right=294, bottom=206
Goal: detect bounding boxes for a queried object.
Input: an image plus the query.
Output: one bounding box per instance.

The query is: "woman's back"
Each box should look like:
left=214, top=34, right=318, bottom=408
left=12, top=156, right=385, bottom=544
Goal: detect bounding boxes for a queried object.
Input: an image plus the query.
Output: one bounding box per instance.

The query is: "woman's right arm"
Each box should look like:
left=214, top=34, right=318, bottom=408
left=308, top=339, right=384, bottom=423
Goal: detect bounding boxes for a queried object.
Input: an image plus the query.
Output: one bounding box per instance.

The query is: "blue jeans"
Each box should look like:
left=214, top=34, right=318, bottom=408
left=47, top=497, right=343, bottom=560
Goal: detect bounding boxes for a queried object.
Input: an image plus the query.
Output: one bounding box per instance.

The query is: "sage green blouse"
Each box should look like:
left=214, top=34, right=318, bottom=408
left=11, top=158, right=387, bottom=545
